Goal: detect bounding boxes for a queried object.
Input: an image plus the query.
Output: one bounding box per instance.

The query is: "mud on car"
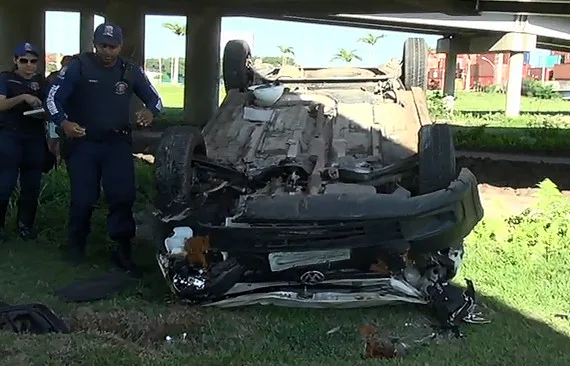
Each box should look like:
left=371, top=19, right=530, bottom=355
left=147, top=38, right=484, bottom=309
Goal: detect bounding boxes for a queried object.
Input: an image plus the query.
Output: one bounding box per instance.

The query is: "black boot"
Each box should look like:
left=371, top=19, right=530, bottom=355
left=16, top=199, right=38, bottom=241
left=0, top=200, right=8, bottom=243
left=111, top=239, right=142, bottom=278
left=68, top=236, right=86, bottom=266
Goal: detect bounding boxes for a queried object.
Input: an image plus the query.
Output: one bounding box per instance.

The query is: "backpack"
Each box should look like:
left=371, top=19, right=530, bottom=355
left=0, top=301, right=70, bottom=334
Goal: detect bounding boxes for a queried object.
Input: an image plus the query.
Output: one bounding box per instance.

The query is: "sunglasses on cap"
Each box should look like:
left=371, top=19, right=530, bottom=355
left=18, top=58, right=38, bottom=65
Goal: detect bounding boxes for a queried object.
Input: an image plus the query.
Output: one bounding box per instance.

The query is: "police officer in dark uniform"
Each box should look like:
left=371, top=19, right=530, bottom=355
left=0, top=42, right=49, bottom=242
left=47, top=55, right=73, bottom=84
left=45, top=23, right=163, bottom=275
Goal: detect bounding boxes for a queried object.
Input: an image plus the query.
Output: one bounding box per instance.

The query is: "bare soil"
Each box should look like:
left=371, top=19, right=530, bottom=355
left=457, top=157, right=570, bottom=217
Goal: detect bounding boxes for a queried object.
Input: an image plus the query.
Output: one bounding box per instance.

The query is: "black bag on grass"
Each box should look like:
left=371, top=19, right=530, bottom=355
left=0, top=302, right=70, bottom=334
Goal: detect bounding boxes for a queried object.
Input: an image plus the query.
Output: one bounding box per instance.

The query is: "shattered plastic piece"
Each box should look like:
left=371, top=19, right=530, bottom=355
left=326, top=326, right=341, bottom=335
left=359, top=325, right=411, bottom=359
left=427, top=278, right=489, bottom=337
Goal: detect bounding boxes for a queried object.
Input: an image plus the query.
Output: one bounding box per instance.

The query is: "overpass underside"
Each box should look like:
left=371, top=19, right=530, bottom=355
left=2, top=0, right=570, bottom=123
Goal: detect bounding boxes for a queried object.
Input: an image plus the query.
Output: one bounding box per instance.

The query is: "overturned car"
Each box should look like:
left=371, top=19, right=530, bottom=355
left=148, top=38, right=484, bottom=309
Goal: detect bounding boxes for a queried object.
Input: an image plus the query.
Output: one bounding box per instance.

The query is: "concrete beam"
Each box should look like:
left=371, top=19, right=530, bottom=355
left=437, top=32, right=537, bottom=54
left=80, top=12, right=95, bottom=53
left=183, top=11, right=221, bottom=126
left=0, top=3, right=45, bottom=75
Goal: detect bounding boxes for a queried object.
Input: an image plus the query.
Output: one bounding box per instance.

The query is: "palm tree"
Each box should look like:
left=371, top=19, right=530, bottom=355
left=357, top=33, right=385, bottom=46
left=162, top=22, right=186, bottom=85
left=331, top=49, right=362, bottom=63
left=277, top=46, right=295, bottom=66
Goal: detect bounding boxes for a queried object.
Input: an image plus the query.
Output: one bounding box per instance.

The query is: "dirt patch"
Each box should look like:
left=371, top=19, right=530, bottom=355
left=458, top=157, right=570, bottom=190
left=477, top=183, right=570, bottom=217
left=67, top=305, right=202, bottom=345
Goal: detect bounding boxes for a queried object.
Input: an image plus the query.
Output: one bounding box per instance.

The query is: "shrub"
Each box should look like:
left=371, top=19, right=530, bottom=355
left=522, top=78, right=560, bottom=100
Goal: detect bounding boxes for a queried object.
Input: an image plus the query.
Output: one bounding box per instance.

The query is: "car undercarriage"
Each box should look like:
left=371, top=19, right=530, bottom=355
left=144, top=38, right=484, bottom=328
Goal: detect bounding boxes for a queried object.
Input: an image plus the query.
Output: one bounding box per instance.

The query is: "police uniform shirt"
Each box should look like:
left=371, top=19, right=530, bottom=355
left=45, top=53, right=163, bottom=139
left=0, top=72, right=47, bottom=134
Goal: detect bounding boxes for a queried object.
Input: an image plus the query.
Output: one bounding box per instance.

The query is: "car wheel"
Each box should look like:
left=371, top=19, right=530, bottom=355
left=401, top=37, right=428, bottom=91
left=222, top=40, right=253, bottom=92
left=154, top=125, right=207, bottom=214
left=418, top=123, right=458, bottom=194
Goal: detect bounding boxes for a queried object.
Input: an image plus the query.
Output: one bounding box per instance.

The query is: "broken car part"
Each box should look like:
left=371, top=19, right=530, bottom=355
left=0, top=302, right=70, bottom=334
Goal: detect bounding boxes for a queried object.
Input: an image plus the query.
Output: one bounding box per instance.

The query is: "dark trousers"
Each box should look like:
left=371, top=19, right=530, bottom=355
left=0, top=130, right=46, bottom=227
left=65, top=137, right=136, bottom=244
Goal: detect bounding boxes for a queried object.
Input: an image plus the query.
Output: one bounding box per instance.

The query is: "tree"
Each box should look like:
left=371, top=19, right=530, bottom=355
left=277, top=46, right=295, bottom=66
left=261, top=56, right=296, bottom=67
left=162, top=22, right=186, bottom=84
left=357, top=33, right=385, bottom=46
left=331, top=49, right=362, bottom=63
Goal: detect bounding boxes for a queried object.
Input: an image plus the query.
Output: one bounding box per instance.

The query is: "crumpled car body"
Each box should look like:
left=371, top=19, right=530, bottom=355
left=146, top=39, right=484, bottom=309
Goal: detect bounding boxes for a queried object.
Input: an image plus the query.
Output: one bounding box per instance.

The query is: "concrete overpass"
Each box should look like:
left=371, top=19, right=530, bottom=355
left=2, top=0, right=570, bottom=124
left=269, top=12, right=570, bottom=116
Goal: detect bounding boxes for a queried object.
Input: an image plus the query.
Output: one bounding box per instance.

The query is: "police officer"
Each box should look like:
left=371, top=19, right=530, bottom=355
left=0, top=42, right=49, bottom=242
left=45, top=23, right=163, bottom=275
left=47, top=55, right=73, bottom=84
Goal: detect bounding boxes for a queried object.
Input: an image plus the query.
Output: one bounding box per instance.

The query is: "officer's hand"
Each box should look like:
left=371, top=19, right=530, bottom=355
left=61, top=120, right=86, bottom=138
left=21, top=94, right=42, bottom=108
left=47, top=138, right=61, bottom=165
left=136, top=108, right=153, bottom=127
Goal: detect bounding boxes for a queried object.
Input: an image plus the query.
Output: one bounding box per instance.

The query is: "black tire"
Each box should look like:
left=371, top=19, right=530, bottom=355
left=401, top=38, right=428, bottom=90
left=154, top=126, right=207, bottom=213
left=418, top=124, right=457, bottom=194
left=222, top=40, right=253, bottom=92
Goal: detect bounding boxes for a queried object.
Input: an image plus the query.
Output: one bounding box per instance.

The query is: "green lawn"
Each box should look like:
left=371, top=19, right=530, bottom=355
left=0, top=164, right=569, bottom=364
left=454, top=91, right=570, bottom=113
left=154, top=83, right=226, bottom=109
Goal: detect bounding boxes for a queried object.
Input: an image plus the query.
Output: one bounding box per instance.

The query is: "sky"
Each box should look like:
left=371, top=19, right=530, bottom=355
left=44, top=12, right=551, bottom=67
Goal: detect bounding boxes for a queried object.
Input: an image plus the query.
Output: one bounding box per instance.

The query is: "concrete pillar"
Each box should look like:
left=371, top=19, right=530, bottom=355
left=184, top=12, right=221, bottom=126
left=505, top=51, right=524, bottom=117
left=80, top=12, right=95, bottom=53
left=494, top=53, right=504, bottom=88
left=465, top=56, right=471, bottom=91
left=443, top=51, right=457, bottom=96
left=0, top=2, right=45, bottom=75
left=104, top=3, right=145, bottom=123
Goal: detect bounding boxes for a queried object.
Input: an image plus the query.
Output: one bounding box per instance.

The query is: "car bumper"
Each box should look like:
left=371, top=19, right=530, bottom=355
left=206, top=168, right=483, bottom=253
left=201, top=278, right=428, bottom=308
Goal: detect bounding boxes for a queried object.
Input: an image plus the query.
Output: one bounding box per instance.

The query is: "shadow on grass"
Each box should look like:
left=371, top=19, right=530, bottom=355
left=457, top=156, right=570, bottom=190
left=451, top=124, right=570, bottom=156
left=0, top=236, right=568, bottom=365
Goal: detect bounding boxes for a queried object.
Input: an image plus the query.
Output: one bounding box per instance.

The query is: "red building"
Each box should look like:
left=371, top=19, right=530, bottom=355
left=551, top=51, right=570, bottom=80
left=427, top=51, right=531, bottom=91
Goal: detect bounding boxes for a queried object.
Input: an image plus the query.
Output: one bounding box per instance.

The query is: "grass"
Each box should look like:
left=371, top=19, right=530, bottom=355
left=454, top=91, right=570, bottom=113
left=428, top=92, right=570, bottom=154
left=0, top=160, right=569, bottom=364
